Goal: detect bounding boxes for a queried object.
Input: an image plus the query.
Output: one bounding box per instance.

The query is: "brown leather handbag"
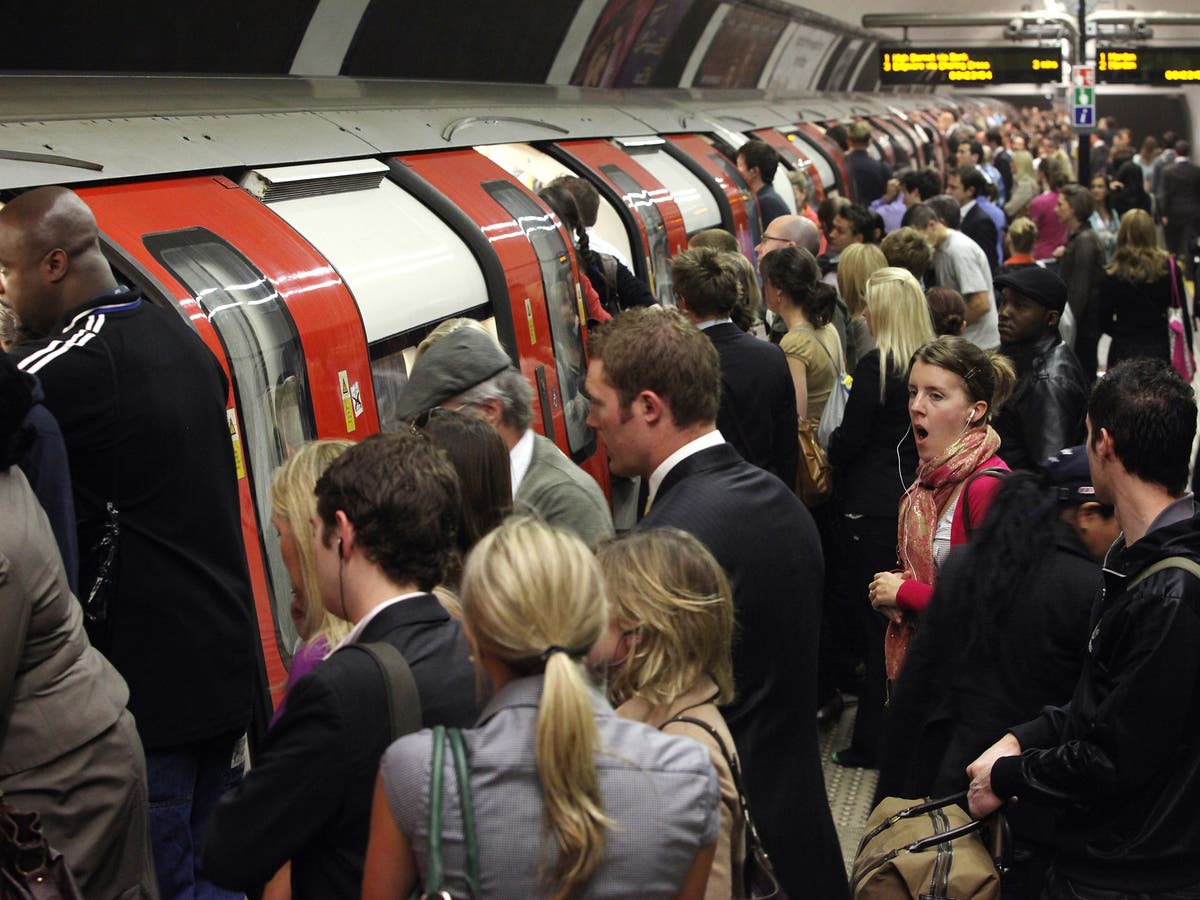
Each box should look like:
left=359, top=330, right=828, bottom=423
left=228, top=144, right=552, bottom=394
left=795, top=418, right=833, bottom=508
left=0, top=795, right=83, bottom=900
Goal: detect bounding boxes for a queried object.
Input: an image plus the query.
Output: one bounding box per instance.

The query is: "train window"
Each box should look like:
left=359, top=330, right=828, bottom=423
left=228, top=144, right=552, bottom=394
left=706, top=151, right=763, bottom=247
left=474, top=143, right=636, bottom=270
left=624, top=148, right=721, bottom=235
left=244, top=166, right=488, bottom=344
left=784, top=132, right=838, bottom=198
left=482, top=181, right=595, bottom=461
left=598, top=164, right=674, bottom=307
left=144, top=227, right=317, bottom=660
left=771, top=164, right=800, bottom=217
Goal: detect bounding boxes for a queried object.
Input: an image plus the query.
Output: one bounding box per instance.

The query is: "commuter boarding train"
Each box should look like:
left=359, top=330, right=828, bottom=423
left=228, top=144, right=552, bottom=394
left=0, top=76, right=1007, bottom=729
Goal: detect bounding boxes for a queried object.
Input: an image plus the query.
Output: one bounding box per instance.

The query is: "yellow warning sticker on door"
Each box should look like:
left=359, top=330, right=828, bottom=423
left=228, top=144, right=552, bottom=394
left=338, top=370, right=356, bottom=433
left=227, top=408, right=246, bottom=480
left=576, top=281, right=585, bottom=325
left=525, top=297, right=536, bottom=344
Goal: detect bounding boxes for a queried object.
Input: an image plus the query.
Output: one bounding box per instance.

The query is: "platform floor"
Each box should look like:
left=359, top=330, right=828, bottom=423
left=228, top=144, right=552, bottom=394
left=819, top=697, right=877, bottom=877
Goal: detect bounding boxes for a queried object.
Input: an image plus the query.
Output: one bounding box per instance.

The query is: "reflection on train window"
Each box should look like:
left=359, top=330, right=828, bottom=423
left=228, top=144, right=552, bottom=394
left=708, top=152, right=763, bottom=247
left=599, top=164, right=674, bottom=307
left=482, top=181, right=595, bottom=461
left=786, top=132, right=839, bottom=198
left=144, top=227, right=316, bottom=662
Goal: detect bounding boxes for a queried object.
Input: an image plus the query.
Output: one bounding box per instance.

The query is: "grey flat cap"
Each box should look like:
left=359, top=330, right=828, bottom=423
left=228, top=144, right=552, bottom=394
left=395, top=328, right=514, bottom=422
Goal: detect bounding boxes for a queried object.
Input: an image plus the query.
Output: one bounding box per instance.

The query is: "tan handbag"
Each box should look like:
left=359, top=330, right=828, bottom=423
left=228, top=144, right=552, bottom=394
left=795, top=418, right=832, bottom=507
left=851, top=792, right=1003, bottom=900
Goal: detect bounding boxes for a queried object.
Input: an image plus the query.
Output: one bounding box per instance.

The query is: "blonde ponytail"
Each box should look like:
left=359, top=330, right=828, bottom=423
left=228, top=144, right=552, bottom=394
left=459, top=517, right=612, bottom=897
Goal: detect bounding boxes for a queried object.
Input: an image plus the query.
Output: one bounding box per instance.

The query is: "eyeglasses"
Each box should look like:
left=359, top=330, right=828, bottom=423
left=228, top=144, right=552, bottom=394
left=761, top=233, right=789, bottom=243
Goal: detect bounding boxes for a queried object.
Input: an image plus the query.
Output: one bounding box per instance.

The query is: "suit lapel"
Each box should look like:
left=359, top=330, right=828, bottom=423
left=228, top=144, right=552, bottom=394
left=654, top=444, right=740, bottom=504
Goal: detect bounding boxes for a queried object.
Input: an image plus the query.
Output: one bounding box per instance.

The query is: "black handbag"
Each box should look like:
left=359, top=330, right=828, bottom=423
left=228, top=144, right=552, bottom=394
left=667, top=716, right=781, bottom=900
left=0, top=794, right=83, bottom=900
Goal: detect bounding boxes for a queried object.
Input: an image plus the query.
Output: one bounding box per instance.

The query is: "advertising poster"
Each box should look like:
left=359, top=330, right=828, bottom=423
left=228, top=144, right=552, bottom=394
left=765, top=26, right=838, bottom=93
left=693, top=5, right=787, bottom=89
left=573, top=0, right=658, bottom=87
left=615, top=0, right=697, bottom=87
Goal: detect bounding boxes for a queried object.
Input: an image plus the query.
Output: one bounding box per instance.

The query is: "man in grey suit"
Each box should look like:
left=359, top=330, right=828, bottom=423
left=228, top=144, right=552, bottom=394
left=585, top=308, right=848, bottom=899
left=397, top=328, right=613, bottom=546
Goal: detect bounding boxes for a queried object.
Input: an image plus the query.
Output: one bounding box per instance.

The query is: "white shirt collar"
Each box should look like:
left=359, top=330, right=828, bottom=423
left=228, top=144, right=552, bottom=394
left=646, top=430, right=724, bottom=510
left=510, top=428, right=536, bottom=497
left=961, top=198, right=977, bottom=218
left=695, top=317, right=733, bottom=330
left=325, top=591, right=425, bottom=658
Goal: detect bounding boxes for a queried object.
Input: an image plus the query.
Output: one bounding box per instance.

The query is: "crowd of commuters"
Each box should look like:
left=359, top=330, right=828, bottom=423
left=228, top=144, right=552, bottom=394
left=2, top=100, right=1200, bottom=900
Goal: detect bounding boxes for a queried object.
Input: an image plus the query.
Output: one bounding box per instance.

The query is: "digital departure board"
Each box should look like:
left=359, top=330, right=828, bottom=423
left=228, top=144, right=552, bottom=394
left=879, top=47, right=1062, bottom=85
left=1097, top=48, right=1200, bottom=85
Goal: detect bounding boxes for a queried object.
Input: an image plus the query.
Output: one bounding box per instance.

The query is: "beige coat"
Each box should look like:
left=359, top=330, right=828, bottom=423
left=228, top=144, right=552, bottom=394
left=617, top=676, right=747, bottom=899
left=0, top=468, right=157, bottom=898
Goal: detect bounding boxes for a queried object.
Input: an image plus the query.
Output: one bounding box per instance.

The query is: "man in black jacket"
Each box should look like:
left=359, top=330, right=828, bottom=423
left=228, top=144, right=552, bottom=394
left=203, top=433, right=478, bottom=899
left=845, top=121, right=892, bottom=205
left=673, top=246, right=797, bottom=487
left=736, top=139, right=789, bottom=230
left=3, top=186, right=258, bottom=900
left=968, top=359, right=1200, bottom=899
left=992, top=266, right=1088, bottom=472
left=585, top=308, right=848, bottom=899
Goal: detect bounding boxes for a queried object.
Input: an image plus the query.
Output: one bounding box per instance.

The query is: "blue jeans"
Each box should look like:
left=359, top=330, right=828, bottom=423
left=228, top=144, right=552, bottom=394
left=146, top=732, right=246, bottom=900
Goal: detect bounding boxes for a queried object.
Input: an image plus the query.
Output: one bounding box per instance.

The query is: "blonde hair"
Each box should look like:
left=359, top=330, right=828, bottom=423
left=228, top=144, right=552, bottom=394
left=414, top=317, right=491, bottom=361
left=688, top=228, right=739, bottom=253
left=460, top=518, right=612, bottom=897
left=1107, top=208, right=1169, bottom=282
left=725, top=251, right=764, bottom=328
left=865, top=267, right=935, bottom=400
left=595, top=529, right=734, bottom=709
left=1011, top=150, right=1035, bottom=181
left=1007, top=217, right=1037, bottom=255
left=271, top=440, right=355, bottom=649
left=837, top=242, right=888, bottom=317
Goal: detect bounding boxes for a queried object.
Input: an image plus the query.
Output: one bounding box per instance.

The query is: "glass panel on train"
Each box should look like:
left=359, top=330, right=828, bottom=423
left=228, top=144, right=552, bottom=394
left=707, top=150, right=763, bottom=247
left=625, top=148, right=721, bottom=235
left=244, top=164, right=489, bottom=344
left=598, top=164, right=674, bottom=307
left=785, top=132, right=838, bottom=198
left=482, top=181, right=595, bottom=461
left=144, top=227, right=317, bottom=662
left=474, top=143, right=636, bottom=269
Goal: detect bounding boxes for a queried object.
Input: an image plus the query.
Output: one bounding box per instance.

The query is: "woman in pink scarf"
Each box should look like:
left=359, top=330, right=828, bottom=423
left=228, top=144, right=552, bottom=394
left=869, top=336, right=1016, bottom=680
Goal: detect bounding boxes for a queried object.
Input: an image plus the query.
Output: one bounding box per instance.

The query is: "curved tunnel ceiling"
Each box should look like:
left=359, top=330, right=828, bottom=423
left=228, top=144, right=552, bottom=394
left=4, top=0, right=1198, bottom=93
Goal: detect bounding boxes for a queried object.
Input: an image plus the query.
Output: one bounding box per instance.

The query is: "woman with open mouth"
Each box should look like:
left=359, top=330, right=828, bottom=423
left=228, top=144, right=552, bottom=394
left=867, top=336, right=1016, bottom=689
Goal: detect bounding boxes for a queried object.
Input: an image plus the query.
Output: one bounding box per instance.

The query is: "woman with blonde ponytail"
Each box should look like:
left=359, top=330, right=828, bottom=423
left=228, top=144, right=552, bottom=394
left=363, top=518, right=720, bottom=899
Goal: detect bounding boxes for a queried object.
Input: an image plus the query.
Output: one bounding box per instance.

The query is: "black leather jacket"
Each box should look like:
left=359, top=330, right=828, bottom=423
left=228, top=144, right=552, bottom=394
left=992, top=501, right=1200, bottom=892
left=994, top=334, right=1088, bottom=472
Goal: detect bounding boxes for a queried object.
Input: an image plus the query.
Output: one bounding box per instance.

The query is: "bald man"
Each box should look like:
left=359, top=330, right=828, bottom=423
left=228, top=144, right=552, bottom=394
left=757, top=213, right=850, bottom=350
left=2, top=187, right=257, bottom=900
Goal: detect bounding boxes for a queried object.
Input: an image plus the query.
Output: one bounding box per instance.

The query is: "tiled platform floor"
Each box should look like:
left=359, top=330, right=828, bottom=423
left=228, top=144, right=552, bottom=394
left=818, top=697, right=878, bottom=877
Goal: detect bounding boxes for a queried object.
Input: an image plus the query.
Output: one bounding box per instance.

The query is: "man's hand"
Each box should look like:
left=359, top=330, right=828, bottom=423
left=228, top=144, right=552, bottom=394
left=966, top=732, right=1021, bottom=818
left=883, top=178, right=901, bottom=203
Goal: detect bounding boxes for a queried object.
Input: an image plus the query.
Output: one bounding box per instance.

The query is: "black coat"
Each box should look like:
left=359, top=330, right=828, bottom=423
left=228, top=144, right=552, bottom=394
left=881, top=523, right=1097, bottom=823
left=704, top=322, right=798, bottom=488
left=202, top=594, right=479, bottom=900
left=641, top=444, right=849, bottom=899
left=962, top=203, right=1000, bottom=273
left=846, top=148, right=892, bottom=205
left=827, top=348, right=916, bottom=517
left=993, top=334, right=1089, bottom=473
left=992, top=505, right=1200, bottom=893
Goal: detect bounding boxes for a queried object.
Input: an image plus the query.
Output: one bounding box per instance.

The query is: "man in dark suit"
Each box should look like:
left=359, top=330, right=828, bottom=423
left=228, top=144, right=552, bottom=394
left=1159, top=140, right=1200, bottom=277
left=845, top=120, right=892, bottom=204
left=673, top=246, right=797, bottom=487
left=947, top=165, right=1000, bottom=273
left=203, top=433, right=478, bottom=900
left=586, top=308, right=849, bottom=899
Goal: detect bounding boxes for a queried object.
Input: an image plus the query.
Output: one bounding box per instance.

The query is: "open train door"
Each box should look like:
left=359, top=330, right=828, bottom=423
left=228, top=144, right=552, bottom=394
left=395, top=148, right=610, bottom=496
left=752, top=127, right=828, bottom=204
left=81, top=175, right=377, bottom=745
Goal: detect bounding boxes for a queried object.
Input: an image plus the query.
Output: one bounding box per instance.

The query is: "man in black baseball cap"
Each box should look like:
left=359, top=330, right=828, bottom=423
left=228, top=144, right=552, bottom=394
left=992, top=266, right=1090, bottom=471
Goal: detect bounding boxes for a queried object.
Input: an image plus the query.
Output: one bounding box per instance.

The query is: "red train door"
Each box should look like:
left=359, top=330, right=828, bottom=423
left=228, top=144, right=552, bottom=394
left=549, top=138, right=687, bottom=307
left=398, top=149, right=610, bottom=494
left=664, top=134, right=758, bottom=261
left=82, top=176, right=375, bottom=727
left=797, top=122, right=854, bottom=202
left=752, top=127, right=828, bottom=203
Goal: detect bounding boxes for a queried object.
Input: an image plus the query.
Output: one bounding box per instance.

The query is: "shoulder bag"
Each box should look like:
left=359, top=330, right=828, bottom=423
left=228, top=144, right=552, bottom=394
left=417, top=726, right=481, bottom=900
left=851, top=792, right=1005, bottom=900
left=0, top=793, right=84, bottom=900
left=349, top=641, right=422, bottom=741
left=666, top=715, right=780, bottom=900
left=1168, top=257, right=1195, bottom=381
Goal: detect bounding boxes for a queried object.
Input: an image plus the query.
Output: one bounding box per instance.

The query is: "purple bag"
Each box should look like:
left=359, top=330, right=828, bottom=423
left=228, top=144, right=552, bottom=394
left=1169, top=257, right=1195, bottom=380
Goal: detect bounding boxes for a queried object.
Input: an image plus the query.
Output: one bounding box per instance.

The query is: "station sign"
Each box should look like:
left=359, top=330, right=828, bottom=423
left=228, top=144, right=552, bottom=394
left=879, top=46, right=1062, bottom=85
left=1070, top=84, right=1096, bottom=129
left=1097, top=47, right=1200, bottom=85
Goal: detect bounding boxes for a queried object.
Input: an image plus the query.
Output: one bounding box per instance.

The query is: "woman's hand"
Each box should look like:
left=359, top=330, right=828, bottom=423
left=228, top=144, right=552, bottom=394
left=869, top=571, right=905, bottom=623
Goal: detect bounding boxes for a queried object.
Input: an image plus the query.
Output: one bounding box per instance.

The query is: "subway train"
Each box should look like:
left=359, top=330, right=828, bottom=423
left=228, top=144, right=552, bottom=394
left=0, top=76, right=1014, bottom=731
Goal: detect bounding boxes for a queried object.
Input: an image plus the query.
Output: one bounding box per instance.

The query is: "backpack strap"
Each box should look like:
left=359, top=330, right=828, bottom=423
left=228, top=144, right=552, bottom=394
left=960, top=466, right=1008, bottom=539
left=346, top=642, right=422, bottom=742
left=1126, top=556, right=1200, bottom=592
